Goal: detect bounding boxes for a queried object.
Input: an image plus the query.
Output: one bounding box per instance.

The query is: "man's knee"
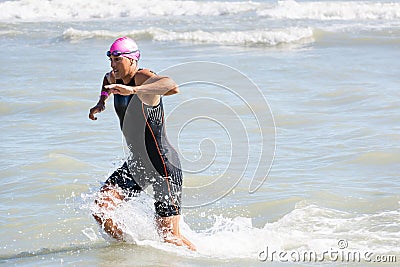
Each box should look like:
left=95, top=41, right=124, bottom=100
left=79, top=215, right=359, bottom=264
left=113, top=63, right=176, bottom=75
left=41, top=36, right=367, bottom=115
left=95, top=186, right=124, bottom=209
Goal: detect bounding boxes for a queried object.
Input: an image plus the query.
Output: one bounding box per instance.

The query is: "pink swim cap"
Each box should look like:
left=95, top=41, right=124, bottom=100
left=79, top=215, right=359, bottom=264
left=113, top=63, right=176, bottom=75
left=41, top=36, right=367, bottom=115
left=108, top=36, right=140, bottom=61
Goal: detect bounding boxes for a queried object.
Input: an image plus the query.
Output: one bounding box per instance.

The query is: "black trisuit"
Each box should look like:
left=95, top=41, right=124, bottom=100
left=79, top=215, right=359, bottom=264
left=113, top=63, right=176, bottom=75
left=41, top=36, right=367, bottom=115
left=104, top=72, right=182, bottom=217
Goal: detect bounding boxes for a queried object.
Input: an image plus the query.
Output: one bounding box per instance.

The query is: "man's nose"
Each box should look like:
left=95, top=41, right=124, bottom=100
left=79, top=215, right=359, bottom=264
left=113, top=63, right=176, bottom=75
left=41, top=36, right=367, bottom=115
left=110, top=59, right=116, bottom=68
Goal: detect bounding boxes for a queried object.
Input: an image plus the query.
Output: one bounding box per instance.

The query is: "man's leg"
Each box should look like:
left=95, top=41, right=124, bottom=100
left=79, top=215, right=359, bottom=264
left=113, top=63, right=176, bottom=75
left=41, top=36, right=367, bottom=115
left=157, top=215, right=196, bottom=251
left=93, top=186, right=125, bottom=240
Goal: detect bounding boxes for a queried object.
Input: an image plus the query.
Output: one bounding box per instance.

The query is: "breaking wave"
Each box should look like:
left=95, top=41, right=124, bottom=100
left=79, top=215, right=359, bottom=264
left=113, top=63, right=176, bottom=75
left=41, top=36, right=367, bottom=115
left=63, top=27, right=315, bottom=46
left=1, top=0, right=400, bottom=22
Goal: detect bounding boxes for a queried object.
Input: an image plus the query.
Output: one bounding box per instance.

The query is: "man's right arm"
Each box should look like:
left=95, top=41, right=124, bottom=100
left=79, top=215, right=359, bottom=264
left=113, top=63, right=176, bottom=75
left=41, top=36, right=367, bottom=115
left=89, top=74, right=112, bottom=120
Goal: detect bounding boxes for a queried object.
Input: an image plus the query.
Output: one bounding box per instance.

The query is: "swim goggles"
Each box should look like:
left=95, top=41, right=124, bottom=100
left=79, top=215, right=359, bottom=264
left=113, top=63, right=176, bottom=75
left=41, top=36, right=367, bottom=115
left=106, top=50, right=139, bottom=57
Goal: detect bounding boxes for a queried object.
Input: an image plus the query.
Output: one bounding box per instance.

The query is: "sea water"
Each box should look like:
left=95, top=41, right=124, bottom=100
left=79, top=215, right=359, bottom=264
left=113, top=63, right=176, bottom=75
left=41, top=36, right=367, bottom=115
left=0, top=0, right=399, bottom=266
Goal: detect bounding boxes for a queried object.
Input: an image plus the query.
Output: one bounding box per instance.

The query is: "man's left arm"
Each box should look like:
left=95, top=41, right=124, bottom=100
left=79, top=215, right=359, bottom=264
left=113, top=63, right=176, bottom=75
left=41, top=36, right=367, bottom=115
left=139, top=75, right=179, bottom=96
left=104, top=69, right=179, bottom=96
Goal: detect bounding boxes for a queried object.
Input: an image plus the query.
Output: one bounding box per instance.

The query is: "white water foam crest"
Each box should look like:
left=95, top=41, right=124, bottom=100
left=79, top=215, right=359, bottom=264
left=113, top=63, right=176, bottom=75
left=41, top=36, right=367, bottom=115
left=152, top=27, right=314, bottom=46
left=258, top=0, right=400, bottom=20
left=0, top=0, right=260, bottom=22
left=83, top=190, right=160, bottom=243
left=81, top=192, right=400, bottom=259
left=189, top=205, right=400, bottom=259
left=2, top=0, right=400, bottom=22
left=63, top=27, right=314, bottom=46
left=0, top=30, right=23, bottom=36
left=62, top=27, right=159, bottom=41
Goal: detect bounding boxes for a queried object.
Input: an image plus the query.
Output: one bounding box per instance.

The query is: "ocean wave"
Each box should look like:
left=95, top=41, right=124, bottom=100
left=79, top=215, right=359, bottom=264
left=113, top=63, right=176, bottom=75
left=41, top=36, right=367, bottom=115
left=1, top=0, right=400, bottom=22
left=258, top=0, right=400, bottom=20
left=194, top=203, right=400, bottom=259
left=0, top=0, right=260, bottom=22
left=0, top=30, right=22, bottom=36
left=80, top=192, right=400, bottom=259
left=63, top=27, right=314, bottom=46
left=63, top=27, right=157, bottom=41
left=4, top=202, right=399, bottom=261
left=347, top=151, right=400, bottom=165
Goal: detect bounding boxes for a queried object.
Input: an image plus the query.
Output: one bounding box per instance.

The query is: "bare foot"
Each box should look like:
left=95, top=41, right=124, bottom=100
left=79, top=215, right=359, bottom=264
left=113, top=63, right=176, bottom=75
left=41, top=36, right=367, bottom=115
left=93, top=214, right=124, bottom=240
left=181, top=235, right=196, bottom=251
left=157, top=215, right=196, bottom=251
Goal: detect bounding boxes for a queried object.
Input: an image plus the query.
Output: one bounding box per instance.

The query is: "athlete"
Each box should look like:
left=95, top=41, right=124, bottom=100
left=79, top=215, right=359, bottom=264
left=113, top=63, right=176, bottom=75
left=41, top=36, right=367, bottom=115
left=88, top=37, right=195, bottom=251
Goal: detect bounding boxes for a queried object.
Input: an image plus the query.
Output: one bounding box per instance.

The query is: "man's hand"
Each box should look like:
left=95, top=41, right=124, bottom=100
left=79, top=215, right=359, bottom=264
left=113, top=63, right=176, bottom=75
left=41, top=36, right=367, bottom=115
left=104, top=84, right=137, bottom=96
left=89, top=103, right=105, bottom=120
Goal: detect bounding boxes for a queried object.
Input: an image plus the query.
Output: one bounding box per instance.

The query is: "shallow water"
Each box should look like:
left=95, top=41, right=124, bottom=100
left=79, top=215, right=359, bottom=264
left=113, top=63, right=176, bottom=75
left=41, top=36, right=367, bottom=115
left=1, top=0, right=399, bottom=266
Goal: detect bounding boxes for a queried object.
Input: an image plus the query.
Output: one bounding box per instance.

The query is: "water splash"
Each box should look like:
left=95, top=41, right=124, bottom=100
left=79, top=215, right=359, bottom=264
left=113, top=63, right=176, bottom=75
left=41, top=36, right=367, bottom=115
left=79, top=190, right=400, bottom=259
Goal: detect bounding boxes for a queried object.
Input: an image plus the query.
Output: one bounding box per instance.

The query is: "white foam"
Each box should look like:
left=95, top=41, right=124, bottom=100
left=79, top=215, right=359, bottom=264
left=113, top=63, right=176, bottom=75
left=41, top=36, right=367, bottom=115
left=62, top=27, right=159, bottom=41
left=63, top=27, right=314, bottom=47
left=86, top=190, right=160, bottom=243
left=153, top=27, right=314, bottom=46
left=82, top=190, right=400, bottom=260
left=258, top=0, right=400, bottom=21
left=0, top=30, right=22, bottom=36
left=1, top=0, right=399, bottom=22
left=81, top=227, right=99, bottom=241
left=0, top=0, right=260, bottom=22
left=188, top=203, right=400, bottom=260
left=115, top=194, right=161, bottom=243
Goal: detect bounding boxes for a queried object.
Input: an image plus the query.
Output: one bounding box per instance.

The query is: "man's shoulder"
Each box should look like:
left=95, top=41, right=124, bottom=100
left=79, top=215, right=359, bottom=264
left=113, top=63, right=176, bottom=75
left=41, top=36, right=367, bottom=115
left=136, top=68, right=157, bottom=85
left=137, top=68, right=156, bottom=76
left=105, top=71, right=116, bottom=84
